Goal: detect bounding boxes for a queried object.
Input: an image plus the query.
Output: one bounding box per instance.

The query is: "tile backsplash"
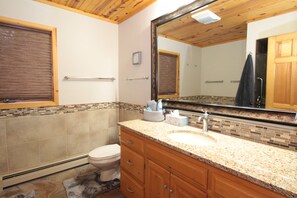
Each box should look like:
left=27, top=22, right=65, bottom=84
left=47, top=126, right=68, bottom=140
left=173, top=95, right=235, bottom=105
left=183, top=112, right=297, bottom=151
left=0, top=102, right=118, bottom=118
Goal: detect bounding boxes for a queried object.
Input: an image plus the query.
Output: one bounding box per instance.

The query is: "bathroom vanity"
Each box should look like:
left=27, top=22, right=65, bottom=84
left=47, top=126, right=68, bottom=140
left=118, top=119, right=297, bottom=198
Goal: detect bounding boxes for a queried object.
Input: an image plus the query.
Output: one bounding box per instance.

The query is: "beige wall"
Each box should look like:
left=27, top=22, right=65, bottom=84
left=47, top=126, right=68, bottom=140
left=158, top=37, right=246, bottom=97
left=158, top=37, right=202, bottom=97
left=118, top=1, right=193, bottom=105
left=119, top=109, right=143, bottom=122
left=200, top=40, right=246, bottom=97
left=0, top=0, right=119, bottom=105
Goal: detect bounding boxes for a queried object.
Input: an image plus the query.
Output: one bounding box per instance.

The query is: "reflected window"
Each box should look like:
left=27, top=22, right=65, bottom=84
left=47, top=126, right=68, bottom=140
left=158, top=50, right=180, bottom=98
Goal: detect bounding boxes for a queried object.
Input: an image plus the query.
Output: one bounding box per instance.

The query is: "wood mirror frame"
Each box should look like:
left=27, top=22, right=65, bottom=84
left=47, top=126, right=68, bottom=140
left=150, top=0, right=297, bottom=126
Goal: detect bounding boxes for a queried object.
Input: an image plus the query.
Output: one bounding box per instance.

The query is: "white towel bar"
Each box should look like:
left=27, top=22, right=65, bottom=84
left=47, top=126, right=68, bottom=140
left=64, top=76, right=115, bottom=81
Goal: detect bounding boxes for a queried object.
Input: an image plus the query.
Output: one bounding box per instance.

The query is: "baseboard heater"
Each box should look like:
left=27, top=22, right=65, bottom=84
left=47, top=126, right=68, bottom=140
left=1, top=155, right=88, bottom=190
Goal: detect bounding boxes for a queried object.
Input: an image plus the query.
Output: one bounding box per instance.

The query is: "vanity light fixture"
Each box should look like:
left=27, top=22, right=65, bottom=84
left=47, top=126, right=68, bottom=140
left=191, top=9, right=221, bottom=24
left=132, top=51, right=142, bottom=65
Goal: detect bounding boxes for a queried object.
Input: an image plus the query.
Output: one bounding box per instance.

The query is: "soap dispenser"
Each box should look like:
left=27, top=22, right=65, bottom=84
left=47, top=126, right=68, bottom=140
left=157, top=99, right=162, bottom=111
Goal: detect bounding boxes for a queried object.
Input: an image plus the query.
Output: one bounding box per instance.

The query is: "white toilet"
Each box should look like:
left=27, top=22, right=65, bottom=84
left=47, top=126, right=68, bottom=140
left=88, top=144, right=121, bottom=182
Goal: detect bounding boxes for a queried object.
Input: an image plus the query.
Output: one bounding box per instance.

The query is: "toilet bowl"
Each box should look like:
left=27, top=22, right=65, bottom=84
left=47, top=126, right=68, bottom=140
left=88, top=144, right=120, bottom=182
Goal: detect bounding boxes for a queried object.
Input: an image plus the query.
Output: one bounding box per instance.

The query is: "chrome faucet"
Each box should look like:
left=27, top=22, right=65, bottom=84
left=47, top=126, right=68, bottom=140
left=198, top=110, right=209, bottom=132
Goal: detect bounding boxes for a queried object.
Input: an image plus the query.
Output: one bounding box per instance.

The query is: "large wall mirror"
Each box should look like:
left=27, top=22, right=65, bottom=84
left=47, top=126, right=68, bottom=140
left=151, top=0, right=297, bottom=124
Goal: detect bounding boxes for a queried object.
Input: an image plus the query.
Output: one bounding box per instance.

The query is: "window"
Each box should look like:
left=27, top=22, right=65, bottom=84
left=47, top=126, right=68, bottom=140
left=158, top=50, right=180, bottom=98
left=0, top=16, right=58, bottom=109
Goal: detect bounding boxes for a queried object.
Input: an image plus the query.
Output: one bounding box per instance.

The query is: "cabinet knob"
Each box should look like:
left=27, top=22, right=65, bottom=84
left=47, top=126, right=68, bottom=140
left=163, top=184, right=167, bottom=189
left=126, top=187, right=134, bottom=193
left=126, top=160, right=134, bottom=166
left=169, top=189, right=173, bottom=193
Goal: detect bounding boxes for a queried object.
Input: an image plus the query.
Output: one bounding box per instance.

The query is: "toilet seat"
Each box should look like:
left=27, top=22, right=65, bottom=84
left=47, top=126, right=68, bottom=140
left=88, top=144, right=120, bottom=160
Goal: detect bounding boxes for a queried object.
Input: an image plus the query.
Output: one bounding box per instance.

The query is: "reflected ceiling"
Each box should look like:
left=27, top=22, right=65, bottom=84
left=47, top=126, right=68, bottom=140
left=158, top=0, right=297, bottom=47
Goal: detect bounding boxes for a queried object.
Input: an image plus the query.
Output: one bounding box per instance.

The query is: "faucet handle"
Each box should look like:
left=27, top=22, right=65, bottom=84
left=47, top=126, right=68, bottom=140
left=201, top=109, right=209, bottom=119
left=201, top=109, right=208, bottom=114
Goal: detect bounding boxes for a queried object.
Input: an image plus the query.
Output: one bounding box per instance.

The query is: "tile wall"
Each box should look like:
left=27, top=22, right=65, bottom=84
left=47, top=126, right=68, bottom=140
left=0, top=103, right=119, bottom=177
left=173, top=95, right=235, bottom=105
left=0, top=101, right=295, bottom=180
left=0, top=101, right=145, bottom=179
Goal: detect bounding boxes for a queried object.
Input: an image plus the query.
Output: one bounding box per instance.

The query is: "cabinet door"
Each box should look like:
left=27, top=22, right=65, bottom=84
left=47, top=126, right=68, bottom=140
left=170, top=174, right=207, bottom=198
left=145, top=160, right=170, bottom=198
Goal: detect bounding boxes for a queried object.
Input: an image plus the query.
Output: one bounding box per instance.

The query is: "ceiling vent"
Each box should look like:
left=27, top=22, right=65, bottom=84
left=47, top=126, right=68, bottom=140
left=191, top=10, right=221, bottom=24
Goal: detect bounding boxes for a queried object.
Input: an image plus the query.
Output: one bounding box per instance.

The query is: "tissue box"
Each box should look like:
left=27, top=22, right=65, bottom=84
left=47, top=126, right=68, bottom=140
left=165, top=114, right=188, bottom=126
left=144, top=109, right=164, bottom=122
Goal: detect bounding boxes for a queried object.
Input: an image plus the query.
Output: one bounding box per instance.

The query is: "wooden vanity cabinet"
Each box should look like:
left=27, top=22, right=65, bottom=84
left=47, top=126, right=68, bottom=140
left=120, top=127, right=286, bottom=198
left=120, top=128, right=145, bottom=198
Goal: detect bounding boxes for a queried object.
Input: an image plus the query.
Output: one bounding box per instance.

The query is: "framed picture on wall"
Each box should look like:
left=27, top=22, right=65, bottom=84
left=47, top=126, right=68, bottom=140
left=132, top=51, right=142, bottom=65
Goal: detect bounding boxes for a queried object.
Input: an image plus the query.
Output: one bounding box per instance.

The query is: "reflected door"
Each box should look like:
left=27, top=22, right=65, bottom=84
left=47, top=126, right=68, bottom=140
left=266, top=32, right=297, bottom=111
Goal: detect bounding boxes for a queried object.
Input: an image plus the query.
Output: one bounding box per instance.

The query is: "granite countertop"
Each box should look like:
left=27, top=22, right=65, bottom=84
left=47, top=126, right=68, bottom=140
left=118, top=119, right=297, bottom=198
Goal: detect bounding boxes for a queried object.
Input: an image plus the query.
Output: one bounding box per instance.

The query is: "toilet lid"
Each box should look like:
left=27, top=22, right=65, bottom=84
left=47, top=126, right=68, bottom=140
left=88, top=144, right=120, bottom=160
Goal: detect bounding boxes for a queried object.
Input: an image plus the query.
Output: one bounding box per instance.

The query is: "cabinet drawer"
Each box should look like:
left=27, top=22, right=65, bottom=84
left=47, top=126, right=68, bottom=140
left=146, top=143, right=208, bottom=190
left=121, top=128, right=144, bottom=154
left=210, top=171, right=285, bottom=198
left=121, top=170, right=144, bottom=198
left=121, top=145, right=145, bottom=183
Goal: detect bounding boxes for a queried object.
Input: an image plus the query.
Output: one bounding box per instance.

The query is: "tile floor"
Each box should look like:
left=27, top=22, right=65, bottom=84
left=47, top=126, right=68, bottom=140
left=0, top=164, right=124, bottom=198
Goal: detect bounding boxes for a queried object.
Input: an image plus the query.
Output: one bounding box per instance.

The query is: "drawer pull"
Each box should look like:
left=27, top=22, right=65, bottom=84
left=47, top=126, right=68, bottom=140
left=169, top=189, right=173, bottom=193
left=126, top=187, right=134, bottom=193
left=163, top=184, right=168, bottom=189
left=123, top=139, right=133, bottom=144
left=126, top=160, right=134, bottom=166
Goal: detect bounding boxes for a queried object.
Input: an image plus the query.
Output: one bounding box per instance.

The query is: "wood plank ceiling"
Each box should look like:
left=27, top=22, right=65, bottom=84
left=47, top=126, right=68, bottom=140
left=158, top=0, right=297, bottom=47
left=36, top=0, right=157, bottom=24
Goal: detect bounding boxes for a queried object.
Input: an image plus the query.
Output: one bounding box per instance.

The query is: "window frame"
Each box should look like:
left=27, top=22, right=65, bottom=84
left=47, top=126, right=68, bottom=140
left=0, top=16, right=59, bottom=109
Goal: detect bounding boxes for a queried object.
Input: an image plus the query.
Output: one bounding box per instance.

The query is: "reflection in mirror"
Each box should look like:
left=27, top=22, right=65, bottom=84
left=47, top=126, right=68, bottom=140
left=155, top=0, right=297, bottom=111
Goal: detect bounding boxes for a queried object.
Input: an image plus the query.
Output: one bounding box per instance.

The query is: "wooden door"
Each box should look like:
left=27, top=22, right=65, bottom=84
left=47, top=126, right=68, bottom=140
left=170, top=174, right=207, bottom=198
left=145, top=160, right=170, bottom=198
left=266, top=32, right=297, bottom=110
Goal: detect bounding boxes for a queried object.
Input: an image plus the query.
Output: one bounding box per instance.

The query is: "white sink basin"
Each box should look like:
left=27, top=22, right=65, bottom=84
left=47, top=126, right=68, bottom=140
left=167, top=130, right=216, bottom=146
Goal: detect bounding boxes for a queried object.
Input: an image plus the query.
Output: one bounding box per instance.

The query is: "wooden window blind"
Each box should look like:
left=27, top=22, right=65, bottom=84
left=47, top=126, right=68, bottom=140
left=0, top=17, right=58, bottom=109
left=158, top=50, right=180, bottom=98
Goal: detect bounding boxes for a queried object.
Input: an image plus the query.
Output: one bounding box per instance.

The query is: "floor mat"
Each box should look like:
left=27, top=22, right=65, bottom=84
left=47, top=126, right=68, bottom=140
left=8, top=190, right=35, bottom=198
left=63, top=172, right=120, bottom=198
